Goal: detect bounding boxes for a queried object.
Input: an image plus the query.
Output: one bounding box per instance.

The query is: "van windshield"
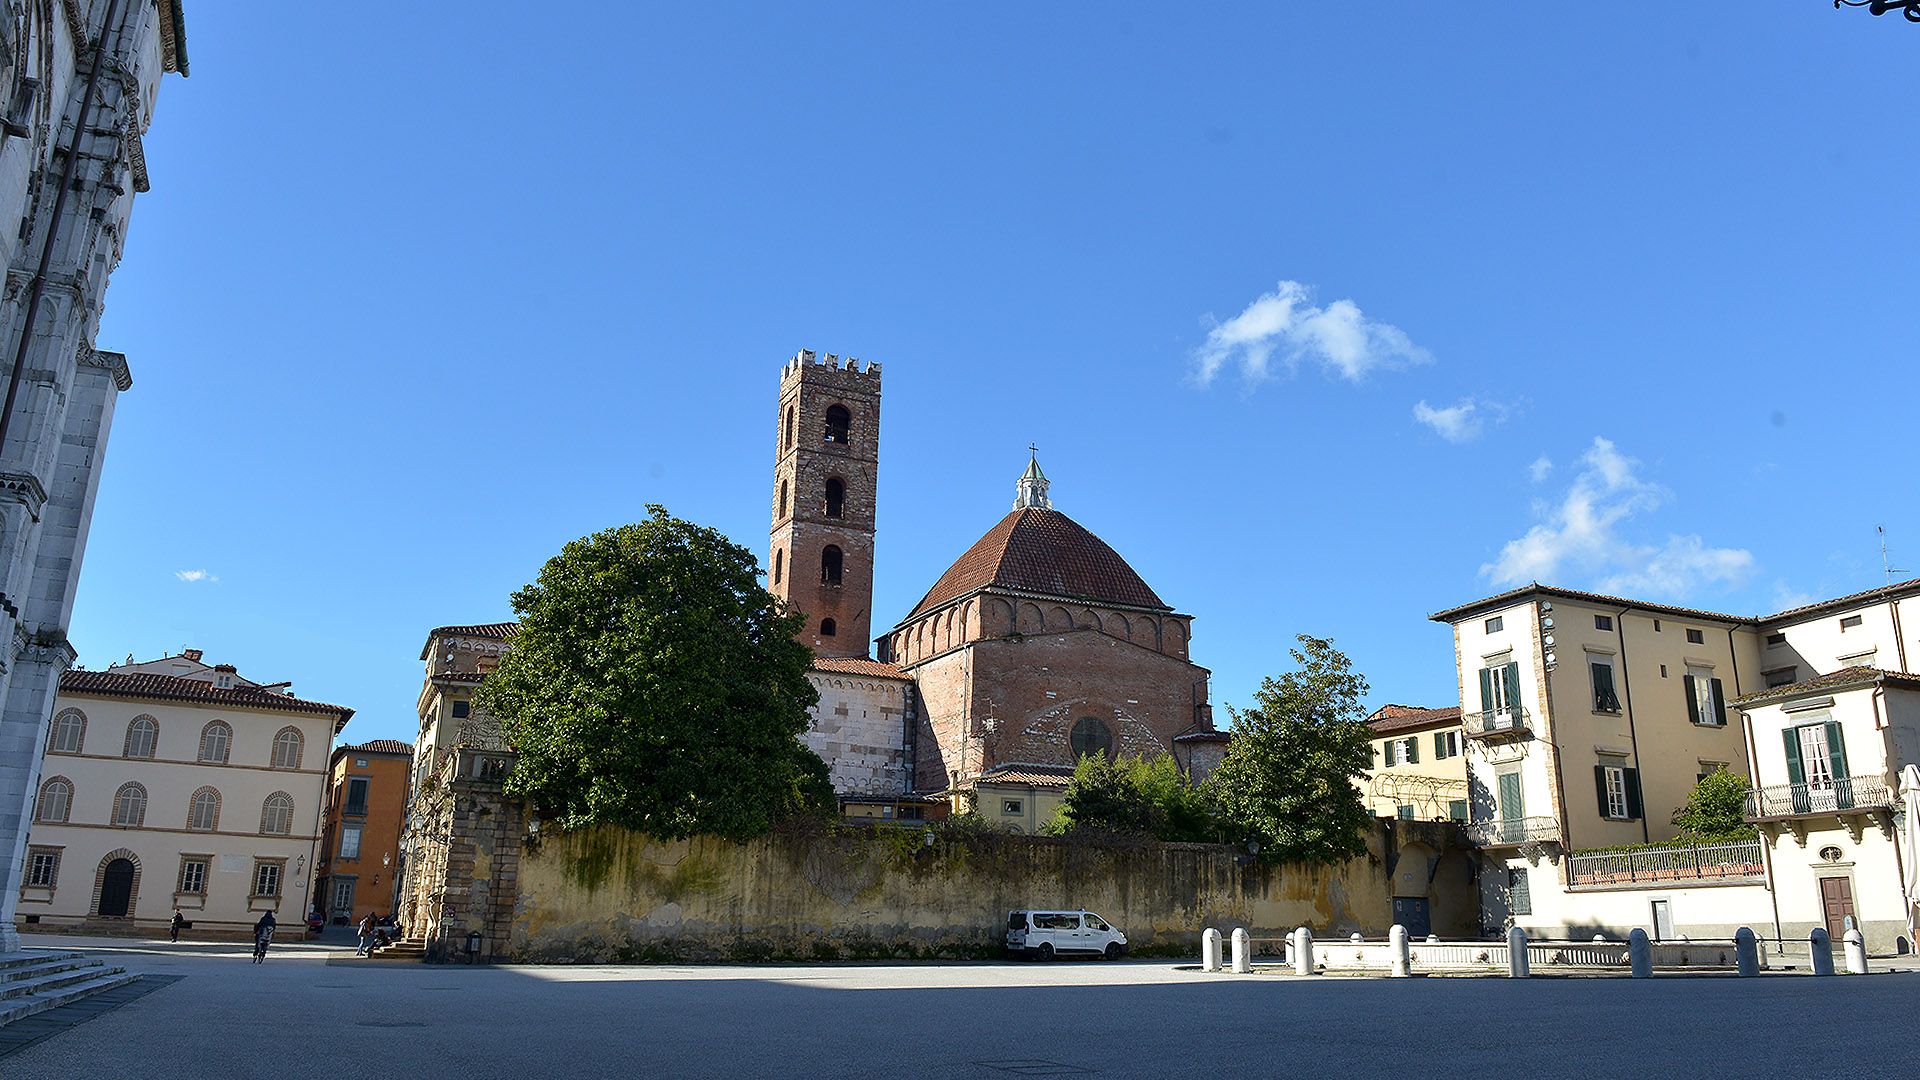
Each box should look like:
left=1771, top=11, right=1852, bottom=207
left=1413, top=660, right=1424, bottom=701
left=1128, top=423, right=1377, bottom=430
left=1007, top=912, right=1027, bottom=930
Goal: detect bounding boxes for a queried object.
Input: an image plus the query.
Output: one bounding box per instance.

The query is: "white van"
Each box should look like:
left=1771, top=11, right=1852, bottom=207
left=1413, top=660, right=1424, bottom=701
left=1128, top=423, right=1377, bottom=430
left=1005, top=910, right=1128, bottom=960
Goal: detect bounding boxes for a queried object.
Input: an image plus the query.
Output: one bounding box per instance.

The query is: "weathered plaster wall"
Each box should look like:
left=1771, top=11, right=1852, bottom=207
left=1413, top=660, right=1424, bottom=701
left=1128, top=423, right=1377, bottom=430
left=507, top=819, right=1458, bottom=962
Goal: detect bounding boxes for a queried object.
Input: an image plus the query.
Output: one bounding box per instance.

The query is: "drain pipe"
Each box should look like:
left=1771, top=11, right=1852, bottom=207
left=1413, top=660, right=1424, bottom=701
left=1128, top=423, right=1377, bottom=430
left=0, top=0, right=126, bottom=451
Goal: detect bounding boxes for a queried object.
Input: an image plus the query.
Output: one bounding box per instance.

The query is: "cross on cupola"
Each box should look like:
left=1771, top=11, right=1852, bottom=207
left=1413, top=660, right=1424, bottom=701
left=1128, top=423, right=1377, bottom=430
left=1013, top=449, right=1052, bottom=510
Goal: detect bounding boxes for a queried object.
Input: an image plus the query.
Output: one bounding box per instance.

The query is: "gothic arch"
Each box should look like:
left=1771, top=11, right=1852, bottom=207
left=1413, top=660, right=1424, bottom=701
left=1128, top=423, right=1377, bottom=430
left=1109, top=612, right=1132, bottom=640
left=91, top=848, right=143, bottom=920
left=958, top=601, right=974, bottom=643
left=987, top=598, right=1015, bottom=636
left=1076, top=607, right=1101, bottom=631
left=1133, top=616, right=1159, bottom=647
left=1017, top=603, right=1045, bottom=634
left=1047, top=606, right=1072, bottom=632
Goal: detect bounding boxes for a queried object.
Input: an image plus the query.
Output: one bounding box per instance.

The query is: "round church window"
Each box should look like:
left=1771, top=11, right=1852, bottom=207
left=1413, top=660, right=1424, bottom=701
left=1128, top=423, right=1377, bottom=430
left=1070, top=717, right=1113, bottom=760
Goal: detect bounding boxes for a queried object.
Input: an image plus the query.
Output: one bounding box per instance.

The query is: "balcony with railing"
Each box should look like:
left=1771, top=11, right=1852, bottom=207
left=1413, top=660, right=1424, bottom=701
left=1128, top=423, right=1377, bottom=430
left=1463, top=706, right=1532, bottom=741
left=1566, top=840, right=1766, bottom=888
left=1464, top=816, right=1560, bottom=847
left=1745, top=776, right=1895, bottom=820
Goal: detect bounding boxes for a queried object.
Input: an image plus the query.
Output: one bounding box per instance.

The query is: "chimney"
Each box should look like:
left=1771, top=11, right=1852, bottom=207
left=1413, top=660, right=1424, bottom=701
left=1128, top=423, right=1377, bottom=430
left=183, top=648, right=203, bottom=662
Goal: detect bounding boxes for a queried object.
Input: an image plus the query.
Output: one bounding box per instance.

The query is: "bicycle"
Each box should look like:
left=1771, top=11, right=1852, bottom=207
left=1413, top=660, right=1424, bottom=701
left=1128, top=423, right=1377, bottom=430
left=253, top=927, right=273, bottom=964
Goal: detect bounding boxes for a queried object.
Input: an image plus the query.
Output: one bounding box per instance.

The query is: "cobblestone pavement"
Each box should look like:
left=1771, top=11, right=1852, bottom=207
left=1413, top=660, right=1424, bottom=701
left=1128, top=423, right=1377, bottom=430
left=5, top=935, right=1919, bottom=1079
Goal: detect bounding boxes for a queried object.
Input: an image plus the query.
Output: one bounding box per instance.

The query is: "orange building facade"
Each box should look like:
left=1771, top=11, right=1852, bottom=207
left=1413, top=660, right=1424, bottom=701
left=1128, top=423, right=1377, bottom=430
left=314, top=740, right=412, bottom=924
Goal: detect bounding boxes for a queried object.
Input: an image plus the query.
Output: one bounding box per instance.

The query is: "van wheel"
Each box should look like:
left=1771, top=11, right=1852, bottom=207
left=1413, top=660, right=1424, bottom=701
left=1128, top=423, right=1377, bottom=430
left=1037, top=944, right=1053, bottom=962
left=1104, top=943, right=1122, bottom=961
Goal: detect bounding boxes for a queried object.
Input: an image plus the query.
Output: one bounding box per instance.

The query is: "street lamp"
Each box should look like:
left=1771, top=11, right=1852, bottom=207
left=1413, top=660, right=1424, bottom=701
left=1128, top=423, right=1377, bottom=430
left=1835, top=0, right=1920, bottom=21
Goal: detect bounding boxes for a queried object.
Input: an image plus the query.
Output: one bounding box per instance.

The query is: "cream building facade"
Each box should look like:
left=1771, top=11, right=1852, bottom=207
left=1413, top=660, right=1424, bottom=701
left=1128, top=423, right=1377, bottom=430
left=1362, top=705, right=1467, bottom=822
left=20, top=651, right=350, bottom=937
left=1433, top=580, right=1920, bottom=953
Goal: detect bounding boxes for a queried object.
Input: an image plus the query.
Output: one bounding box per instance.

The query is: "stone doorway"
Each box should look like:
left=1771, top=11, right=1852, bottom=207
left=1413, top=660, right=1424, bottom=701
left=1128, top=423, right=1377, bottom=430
left=99, top=858, right=135, bottom=918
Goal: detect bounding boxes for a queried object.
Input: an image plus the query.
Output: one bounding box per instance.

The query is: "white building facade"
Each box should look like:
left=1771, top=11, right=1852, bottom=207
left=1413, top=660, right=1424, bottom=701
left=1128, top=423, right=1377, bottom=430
left=0, top=1, right=189, bottom=951
left=1433, top=580, right=1920, bottom=954
left=20, top=652, right=349, bottom=938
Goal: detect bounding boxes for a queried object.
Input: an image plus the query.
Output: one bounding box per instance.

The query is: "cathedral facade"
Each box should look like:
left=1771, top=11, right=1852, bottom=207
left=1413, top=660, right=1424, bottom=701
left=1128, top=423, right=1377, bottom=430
left=768, top=352, right=1225, bottom=813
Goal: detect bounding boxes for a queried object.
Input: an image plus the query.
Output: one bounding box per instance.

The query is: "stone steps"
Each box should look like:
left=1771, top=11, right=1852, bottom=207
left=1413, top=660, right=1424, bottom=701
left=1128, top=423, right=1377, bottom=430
left=0, top=952, right=137, bottom=1026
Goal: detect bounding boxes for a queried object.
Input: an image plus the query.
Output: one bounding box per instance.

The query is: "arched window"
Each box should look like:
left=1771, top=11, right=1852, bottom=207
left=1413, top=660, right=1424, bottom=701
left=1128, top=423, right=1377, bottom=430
left=187, top=787, right=220, bottom=831
left=49, top=708, right=85, bottom=754
left=198, top=721, right=232, bottom=764
left=778, top=479, right=788, bottom=518
left=824, top=477, right=845, bottom=518
left=784, top=405, right=795, bottom=449
left=260, top=792, right=295, bottom=835
left=820, top=545, right=843, bottom=586
left=1070, top=717, right=1114, bottom=761
left=821, top=618, right=837, bottom=637
left=824, top=404, right=850, bottom=445
left=772, top=549, right=783, bottom=586
left=112, top=783, right=147, bottom=827
left=271, top=727, right=304, bottom=769
left=36, top=777, right=72, bottom=823
left=123, top=716, right=158, bottom=759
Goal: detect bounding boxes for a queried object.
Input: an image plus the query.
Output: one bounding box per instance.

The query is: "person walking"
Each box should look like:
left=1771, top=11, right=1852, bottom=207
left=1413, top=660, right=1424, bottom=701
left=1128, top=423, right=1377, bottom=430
left=252, top=911, right=276, bottom=963
left=357, top=911, right=376, bottom=957
left=169, top=908, right=184, bottom=944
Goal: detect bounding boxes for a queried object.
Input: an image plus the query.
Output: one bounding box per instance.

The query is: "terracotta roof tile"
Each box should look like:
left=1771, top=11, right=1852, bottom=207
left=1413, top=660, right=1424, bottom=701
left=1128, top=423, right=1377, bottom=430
left=971, top=764, right=1076, bottom=789
left=338, top=739, right=413, bottom=756
left=1366, top=704, right=1463, bottom=735
left=61, top=669, right=353, bottom=723
left=907, top=508, right=1167, bottom=620
left=1764, top=579, right=1920, bottom=623
left=1430, top=584, right=1750, bottom=626
left=810, top=657, right=910, bottom=679
left=1729, top=666, right=1920, bottom=707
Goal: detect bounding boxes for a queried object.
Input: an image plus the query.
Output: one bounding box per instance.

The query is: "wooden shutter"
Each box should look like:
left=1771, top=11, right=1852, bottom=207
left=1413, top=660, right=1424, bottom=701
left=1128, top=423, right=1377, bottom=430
left=1624, top=769, right=1643, bottom=819
left=1478, top=667, right=1494, bottom=717
left=1433, top=732, right=1447, bottom=759
left=1825, top=722, right=1849, bottom=781
left=1683, top=675, right=1700, bottom=725
left=1503, top=663, right=1522, bottom=712
left=1710, top=678, right=1728, bottom=726
left=1407, top=738, right=1419, bottom=764
left=1595, top=765, right=1611, bottom=817
left=1509, top=868, right=1531, bottom=916
left=1782, top=727, right=1805, bottom=785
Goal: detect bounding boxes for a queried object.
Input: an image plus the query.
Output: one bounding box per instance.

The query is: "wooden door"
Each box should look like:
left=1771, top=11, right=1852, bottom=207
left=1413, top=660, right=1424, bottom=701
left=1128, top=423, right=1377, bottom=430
left=98, top=858, right=134, bottom=918
left=1819, top=877, right=1855, bottom=942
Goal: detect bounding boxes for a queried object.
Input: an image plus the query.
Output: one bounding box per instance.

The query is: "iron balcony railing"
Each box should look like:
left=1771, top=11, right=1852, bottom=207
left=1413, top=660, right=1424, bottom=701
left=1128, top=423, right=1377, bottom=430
left=1465, top=816, right=1559, bottom=847
left=1745, top=776, right=1895, bottom=819
left=1567, top=840, right=1766, bottom=887
left=1464, top=706, right=1532, bottom=739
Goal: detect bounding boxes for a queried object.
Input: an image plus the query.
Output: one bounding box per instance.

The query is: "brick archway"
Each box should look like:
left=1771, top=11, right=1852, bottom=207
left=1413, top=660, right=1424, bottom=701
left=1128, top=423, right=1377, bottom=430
left=90, top=848, right=143, bottom=919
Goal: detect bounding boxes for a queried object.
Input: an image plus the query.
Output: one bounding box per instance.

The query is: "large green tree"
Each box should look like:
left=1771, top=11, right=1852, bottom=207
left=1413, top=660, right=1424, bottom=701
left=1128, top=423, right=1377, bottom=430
left=1046, top=753, right=1220, bottom=842
left=1203, top=635, right=1373, bottom=864
left=478, top=506, right=833, bottom=840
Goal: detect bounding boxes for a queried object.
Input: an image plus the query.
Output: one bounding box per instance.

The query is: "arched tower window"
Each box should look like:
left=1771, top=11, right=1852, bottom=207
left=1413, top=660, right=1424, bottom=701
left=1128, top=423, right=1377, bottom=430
left=824, top=477, right=845, bottom=518
left=772, top=549, right=783, bottom=586
left=271, top=727, right=304, bottom=769
left=821, top=545, right=843, bottom=586
left=824, top=404, right=850, bottom=445
left=784, top=405, right=795, bottom=450
left=187, top=787, right=221, bottom=831
left=36, top=777, right=72, bottom=823
left=112, top=783, right=148, bottom=827
left=778, top=479, right=788, bottom=518
left=821, top=618, right=838, bottom=637
left=260, top=792, right=295, bottom=835
left=198, top=721, right=232, bottom=764
left=1070, top=717, right=1114, bottom=761
left=49, top=708, right=85, bottom=753
left=124, top=716, right=158, bottom=759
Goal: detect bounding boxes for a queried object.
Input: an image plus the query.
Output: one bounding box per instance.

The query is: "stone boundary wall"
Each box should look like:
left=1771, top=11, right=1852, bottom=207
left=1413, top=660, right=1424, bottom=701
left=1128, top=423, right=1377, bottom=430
left=502, top=818, right=1461, bottom=963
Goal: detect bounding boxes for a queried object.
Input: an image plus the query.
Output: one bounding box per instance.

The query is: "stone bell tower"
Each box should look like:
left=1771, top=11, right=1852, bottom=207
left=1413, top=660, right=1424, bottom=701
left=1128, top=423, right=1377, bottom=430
left=769, top=350, right=880, bottom=658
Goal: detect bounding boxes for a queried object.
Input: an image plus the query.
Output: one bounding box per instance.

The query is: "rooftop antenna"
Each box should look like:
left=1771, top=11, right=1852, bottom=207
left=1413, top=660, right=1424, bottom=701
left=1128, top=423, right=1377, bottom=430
left=1879, top=525, right=1907, bottom=584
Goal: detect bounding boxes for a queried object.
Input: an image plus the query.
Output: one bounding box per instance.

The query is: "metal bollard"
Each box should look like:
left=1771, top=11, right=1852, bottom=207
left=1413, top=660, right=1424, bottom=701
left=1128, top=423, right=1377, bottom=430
left=1350, top=932, right=1364, bottom=946
left=1231, top=928, right=1251, bottom=974
left=1628, top=928, right=1652, bottom=978
left=1426, top=934, right=1440, bottom=943
left=1593, top=934, right=1607, bottom=944
left=1844, top=929, right=1868, bottom=975
left=1507, top=926, right=1530, bottom=978
left=1733, top=927, right=1759, bottom=977
left=1201, top=928, right=1222, bottom=972
left=1292, top=927, right=1314, bottom=976
left=1389, top=924, right=1410, bottom=978
left=1809, top=928, right=1834, bottom=976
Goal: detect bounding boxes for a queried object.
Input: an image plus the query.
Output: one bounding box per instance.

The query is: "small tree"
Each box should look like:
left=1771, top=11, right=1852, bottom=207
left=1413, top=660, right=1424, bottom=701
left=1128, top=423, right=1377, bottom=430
left=478, top=506, right=834, bottom=840
left=1672, top=771, right=1757, bottom=842
left=1203, top=635, right=1373, bottom=864
left=1046, top=754, right=1160, bottom=836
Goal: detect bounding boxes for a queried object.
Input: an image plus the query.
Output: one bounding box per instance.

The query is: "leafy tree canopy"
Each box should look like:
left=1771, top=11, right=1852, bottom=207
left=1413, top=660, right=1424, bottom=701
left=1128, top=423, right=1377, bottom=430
left=1672, top=770, right=1758, bottom=842
left=1045, top=753, right=1222, bottom=843
left=478, top=506, right=833, bottom=840
left=1203, top=635, right=1373, bottom=864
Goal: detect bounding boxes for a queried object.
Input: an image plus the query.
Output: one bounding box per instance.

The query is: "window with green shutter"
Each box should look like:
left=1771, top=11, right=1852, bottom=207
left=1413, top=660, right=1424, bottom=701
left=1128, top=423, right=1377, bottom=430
left=1509, top=867, right=1532, bottom=915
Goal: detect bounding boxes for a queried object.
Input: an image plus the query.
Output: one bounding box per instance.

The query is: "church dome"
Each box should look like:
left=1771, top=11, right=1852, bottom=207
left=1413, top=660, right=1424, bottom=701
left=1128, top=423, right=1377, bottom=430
left=906, top=506, right=1169, bottom=618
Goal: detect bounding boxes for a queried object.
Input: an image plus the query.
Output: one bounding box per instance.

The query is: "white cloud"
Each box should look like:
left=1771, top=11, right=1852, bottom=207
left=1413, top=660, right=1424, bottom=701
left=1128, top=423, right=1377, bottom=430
left=174, top=569, right=218, bottom=584
left=1193, top=280, right=1431, bottom=386
left=1528, top=456, right=1553, bottom=483
left=1482, top=437, right=1754, bottom=597
left=1412, top=399, right=1481, bottom=443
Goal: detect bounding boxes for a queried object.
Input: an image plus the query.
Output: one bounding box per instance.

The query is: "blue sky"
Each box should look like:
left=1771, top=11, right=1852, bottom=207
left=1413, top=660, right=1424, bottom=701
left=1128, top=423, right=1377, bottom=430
left=81, top=4, right=1918, bottom=744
